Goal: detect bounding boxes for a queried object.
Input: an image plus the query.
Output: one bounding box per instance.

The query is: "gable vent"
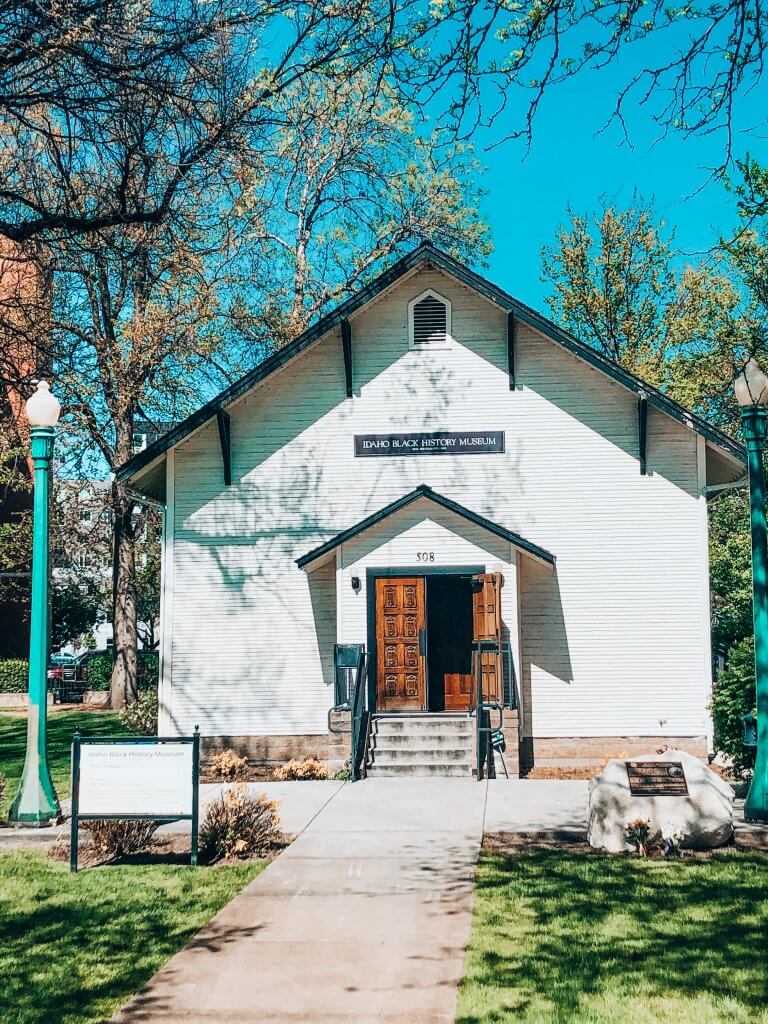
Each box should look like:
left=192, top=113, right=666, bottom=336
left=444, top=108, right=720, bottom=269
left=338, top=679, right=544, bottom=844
left=411, top=292, right=450, bottom=349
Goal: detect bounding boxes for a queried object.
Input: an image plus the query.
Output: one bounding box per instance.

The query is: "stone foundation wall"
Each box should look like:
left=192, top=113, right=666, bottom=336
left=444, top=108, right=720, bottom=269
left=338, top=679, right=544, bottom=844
left=471, top=711, right=520, bottom=778
left=202, top=711, right=351, bottom=769
left=520, top=735, right=709, bottom=773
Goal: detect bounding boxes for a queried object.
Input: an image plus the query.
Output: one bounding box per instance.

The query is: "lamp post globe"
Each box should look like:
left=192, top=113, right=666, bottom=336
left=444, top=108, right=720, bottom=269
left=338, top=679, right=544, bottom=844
left=735, top=357, right=768, bottom=821
left=8, top=380, right=61, bottom=826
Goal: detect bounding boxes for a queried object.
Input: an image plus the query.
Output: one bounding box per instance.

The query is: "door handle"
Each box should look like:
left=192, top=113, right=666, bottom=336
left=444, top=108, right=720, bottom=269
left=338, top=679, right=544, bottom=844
left=418, top=628, right=426, bottom=657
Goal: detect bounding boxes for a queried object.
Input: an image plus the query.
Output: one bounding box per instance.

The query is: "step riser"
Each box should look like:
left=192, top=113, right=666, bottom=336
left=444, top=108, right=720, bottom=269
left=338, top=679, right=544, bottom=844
left=370, top=751, right=473, bottom=766
left=373, top=722, right=473, bottom=737
left=372, top=736, right=473, bottom=750
left=367, top=765, right=474, bottom=778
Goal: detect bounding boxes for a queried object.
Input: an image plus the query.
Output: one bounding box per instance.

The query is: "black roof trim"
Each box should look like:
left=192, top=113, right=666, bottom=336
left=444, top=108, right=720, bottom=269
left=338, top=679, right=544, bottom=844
left=295, top=484, right=555, bottom=569
left=116, top=242, right=746, bottom=484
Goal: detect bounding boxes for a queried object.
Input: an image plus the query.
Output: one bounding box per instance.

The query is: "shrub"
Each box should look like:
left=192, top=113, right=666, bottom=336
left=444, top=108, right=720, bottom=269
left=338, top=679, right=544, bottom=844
left=199, top=784, right=282, bottom=862
left=711, top=636, right=756, bottom=772
left=0, top=659, right=28, bottom=692
left=210, top=749, right=249, bottom=779
left=275, top=757, right=329, bottom=781
left=84, top=652, right=114, bottom=691
left=83, top=819, right=159, bottom=861
left=85, top=651, right=158, bottom=691
left=334, top=757, right=352, bottom=781
left=119, top=691, right=158, bottom=735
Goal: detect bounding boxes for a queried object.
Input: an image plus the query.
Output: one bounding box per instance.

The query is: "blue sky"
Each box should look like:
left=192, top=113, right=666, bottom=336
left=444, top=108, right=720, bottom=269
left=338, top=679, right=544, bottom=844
left=475, top=51, right=766, bottom=311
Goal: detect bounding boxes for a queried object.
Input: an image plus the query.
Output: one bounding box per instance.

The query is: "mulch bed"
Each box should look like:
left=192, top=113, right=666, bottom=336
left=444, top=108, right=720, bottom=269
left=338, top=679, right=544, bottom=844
left=199, top=765, right=281, bottom=784
left=47, top=831, right=292, bottom=869
left=523, top=766, right=600, bottom=780
left=484, top=828, right=768, bottom=857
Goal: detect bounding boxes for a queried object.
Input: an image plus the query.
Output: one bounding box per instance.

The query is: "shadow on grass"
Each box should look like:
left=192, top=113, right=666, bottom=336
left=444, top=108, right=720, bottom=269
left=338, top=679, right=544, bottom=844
left=0, top=852, right=261, bottom=1024
left=0, top=709, right=123, bottom=812
left=457, top=849, right=768, bottom=1024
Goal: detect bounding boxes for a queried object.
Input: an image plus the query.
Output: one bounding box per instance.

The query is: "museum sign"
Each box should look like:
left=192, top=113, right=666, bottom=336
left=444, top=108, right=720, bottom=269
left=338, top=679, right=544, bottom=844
left=354, top=430, right=505, bottom=457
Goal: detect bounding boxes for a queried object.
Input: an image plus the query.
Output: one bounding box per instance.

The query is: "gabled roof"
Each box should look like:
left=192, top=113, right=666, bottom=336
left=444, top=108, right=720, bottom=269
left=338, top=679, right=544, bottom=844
left=295, top=484, right=555, bottom=569
left=115, top=241, right=746, bottom=490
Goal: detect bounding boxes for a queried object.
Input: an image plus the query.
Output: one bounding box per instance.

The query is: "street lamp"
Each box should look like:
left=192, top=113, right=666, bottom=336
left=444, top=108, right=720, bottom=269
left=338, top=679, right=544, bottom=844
left=735, top=357, right=768, bottom=822
left=9, top=380, right=61, bottom=826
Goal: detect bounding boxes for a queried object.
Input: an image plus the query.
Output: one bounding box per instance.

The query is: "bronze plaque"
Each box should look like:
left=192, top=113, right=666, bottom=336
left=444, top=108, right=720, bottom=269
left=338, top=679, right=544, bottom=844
left=626, top=761, right=688, bottom=796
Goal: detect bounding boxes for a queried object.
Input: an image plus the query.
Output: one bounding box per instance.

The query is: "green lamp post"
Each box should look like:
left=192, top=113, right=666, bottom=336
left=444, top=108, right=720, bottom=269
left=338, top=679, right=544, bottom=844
left=735, top=357, right=768, bottom=822
left=9, top=380, right=61, bottom=826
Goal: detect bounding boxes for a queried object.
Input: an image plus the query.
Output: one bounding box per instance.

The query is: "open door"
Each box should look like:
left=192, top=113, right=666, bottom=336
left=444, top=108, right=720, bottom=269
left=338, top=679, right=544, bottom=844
left=472, top=572, right=504, bottom=705
left=375, top=577, right=426, bottom=711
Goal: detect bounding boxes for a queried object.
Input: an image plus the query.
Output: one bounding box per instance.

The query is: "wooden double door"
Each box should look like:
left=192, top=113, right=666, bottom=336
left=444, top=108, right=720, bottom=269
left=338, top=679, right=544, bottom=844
left=374, top=573, right=503, bottom=712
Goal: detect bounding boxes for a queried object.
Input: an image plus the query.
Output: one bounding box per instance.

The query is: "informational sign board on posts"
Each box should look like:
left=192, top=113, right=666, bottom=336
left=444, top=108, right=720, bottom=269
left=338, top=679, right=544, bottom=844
left=70, top=730, right=200, bottom=872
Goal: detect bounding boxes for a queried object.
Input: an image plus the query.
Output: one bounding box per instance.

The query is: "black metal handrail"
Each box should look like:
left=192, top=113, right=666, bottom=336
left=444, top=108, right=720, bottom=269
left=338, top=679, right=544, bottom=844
left=350, top=654, right=370, bottom=781
left=327, top=644, right=370, bottom=781
left=470, top=640, right=514, bottom=780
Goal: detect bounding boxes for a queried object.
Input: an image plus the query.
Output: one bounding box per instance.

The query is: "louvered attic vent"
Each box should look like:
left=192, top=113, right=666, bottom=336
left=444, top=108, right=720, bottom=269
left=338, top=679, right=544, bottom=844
left=409, top=290, right=451, bottom=349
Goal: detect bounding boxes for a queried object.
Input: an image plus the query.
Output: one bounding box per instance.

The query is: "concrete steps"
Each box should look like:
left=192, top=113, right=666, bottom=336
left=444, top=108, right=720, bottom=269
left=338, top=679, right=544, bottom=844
left=366, top=714, right=474, bottom=778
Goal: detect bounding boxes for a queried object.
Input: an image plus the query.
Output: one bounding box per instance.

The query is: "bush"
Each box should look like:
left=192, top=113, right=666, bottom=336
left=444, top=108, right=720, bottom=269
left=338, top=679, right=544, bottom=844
left=711, top=635, right=756, bottom=772
left=210, top=749, right=248, bottom=779
left=0, top=659, right=28, bottom=692
left=199, top=784, right=281, bottom=862
left=119, top=691, right=158, bottom=735
left=83, top=819, right=159, bottom=861
left=84, top=653, right=114, bottom=691
left=274, top=757, right=329, bottom=781
left=84, top=651, right=159, bottom=691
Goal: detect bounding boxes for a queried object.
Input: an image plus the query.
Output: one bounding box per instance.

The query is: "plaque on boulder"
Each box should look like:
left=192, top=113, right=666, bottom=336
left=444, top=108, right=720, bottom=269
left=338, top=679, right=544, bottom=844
left=626, top=761, right=688, bottom=797
left=587, top=749, right=734, bottom=852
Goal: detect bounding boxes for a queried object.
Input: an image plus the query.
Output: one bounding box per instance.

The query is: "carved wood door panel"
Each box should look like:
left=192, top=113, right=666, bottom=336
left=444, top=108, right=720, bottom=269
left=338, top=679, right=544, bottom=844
left=375, top=577, right=426, bottom=711
left=472, top=572, right=503, bottom=705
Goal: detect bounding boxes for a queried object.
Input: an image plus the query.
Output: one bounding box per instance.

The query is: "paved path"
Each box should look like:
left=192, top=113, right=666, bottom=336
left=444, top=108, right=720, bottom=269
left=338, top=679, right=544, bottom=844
left=485, top=779, right=589, bottom=834
left=113, top=780, right=487, bottom=1024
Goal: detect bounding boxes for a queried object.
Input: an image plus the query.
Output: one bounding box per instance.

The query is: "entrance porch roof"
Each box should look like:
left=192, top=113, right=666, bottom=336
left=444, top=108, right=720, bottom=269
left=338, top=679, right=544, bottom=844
left=295, top=484, right=555, bottom=569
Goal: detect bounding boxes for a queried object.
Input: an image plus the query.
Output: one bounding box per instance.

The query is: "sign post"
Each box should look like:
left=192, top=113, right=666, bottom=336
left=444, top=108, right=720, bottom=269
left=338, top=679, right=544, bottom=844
left=70, top=728, right=200, bottom=872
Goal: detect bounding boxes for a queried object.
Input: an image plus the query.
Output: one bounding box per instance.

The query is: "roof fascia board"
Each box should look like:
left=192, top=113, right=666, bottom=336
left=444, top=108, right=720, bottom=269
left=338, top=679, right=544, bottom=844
left=423, top=249, right=746, bottom=465
left=117, top=242, right=746, bottom=483
left=296, top=485, right=555, bottom=569
left=116, top=251, right=434, bottom=484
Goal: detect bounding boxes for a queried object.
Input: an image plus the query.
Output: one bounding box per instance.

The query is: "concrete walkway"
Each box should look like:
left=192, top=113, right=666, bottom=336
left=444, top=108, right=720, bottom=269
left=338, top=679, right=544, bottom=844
left=113, top=779, right=487, bottom=1024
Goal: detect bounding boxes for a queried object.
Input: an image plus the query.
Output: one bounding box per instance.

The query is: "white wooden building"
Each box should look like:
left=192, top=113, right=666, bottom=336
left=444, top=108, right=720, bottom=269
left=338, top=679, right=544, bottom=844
left=118, top=244, right=746, bottom=775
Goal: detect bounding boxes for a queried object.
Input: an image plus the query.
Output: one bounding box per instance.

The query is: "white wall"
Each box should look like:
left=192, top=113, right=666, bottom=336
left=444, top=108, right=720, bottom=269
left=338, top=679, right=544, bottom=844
left=165, top=267, right=710, bottom=740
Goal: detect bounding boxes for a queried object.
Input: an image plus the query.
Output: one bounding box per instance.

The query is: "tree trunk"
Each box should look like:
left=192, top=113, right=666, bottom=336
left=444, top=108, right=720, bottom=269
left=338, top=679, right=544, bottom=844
left=107, top=480, right=138, bottom=709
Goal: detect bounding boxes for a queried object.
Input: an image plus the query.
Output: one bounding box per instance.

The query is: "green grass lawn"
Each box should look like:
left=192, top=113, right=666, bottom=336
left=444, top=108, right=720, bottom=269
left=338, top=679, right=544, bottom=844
left=0, top=709, right=123, bottom=815
left=457, top=849, right=768, bottom=1024
left=0, top=850, right=263, bottom=1024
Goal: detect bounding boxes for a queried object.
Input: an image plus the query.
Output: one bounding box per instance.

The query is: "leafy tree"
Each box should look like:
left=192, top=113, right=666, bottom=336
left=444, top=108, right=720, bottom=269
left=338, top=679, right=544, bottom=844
left=51, top=578, right=102, bottom=651
left=234, top=73, right=491, bottom=348
left=711, top=636, right=756, bottom=771
left=135, top=519, right=161, bottom=651
left=0, top=0, right=418, bottom=243
left=709, top=493, right=754, bottom=653
left=541, top=199, right=742, bottom=386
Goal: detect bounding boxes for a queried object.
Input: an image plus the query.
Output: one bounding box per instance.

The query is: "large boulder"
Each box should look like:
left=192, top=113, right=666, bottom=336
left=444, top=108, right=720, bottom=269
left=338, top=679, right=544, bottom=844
left=587, top=749, right=734, bottom=852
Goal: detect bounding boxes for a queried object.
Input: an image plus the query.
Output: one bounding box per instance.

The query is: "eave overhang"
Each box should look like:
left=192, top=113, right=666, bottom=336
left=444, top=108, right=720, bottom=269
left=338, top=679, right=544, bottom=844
left=295, top=484, right=556, bottom=570
left=115, top=241, right=747, bottom=497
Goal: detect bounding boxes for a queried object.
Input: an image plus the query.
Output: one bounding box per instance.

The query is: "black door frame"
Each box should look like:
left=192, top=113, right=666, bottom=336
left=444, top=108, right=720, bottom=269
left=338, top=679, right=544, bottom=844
left=366, top=564, right=485, bottom=714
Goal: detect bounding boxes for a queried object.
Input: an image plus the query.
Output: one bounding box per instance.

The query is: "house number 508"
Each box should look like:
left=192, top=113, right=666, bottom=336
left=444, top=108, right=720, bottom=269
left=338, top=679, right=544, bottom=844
left=417, top=552, right=435, bottom=562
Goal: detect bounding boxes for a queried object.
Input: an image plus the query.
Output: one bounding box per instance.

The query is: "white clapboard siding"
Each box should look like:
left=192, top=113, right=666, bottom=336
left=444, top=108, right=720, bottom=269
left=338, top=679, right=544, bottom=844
left=168, top=267, right=709, bottom=739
